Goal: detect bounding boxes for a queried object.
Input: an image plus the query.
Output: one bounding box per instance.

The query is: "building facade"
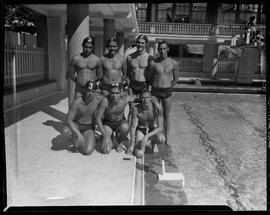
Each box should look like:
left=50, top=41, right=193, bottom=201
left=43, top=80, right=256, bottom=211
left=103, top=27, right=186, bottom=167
left=135, top=2, right=266, bottom=81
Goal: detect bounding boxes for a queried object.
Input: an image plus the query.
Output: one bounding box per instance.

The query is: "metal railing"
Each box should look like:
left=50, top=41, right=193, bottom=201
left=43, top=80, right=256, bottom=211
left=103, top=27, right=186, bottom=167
left=4, top=43, right=45, bottom=89
left=139, top=22, right=266, bottom=36
left=175, top=57, right=240, bottom=74
left=176, top=58, right=204, bottom=73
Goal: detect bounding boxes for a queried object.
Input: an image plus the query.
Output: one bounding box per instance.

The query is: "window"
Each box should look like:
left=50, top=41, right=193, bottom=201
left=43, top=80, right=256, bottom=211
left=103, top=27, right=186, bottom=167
left=221, top=4, right=236, bottom=24
left=239, top=4, right=260, bottom=24
left=136, top=3, right=148, bottom=22
left=156, top=3, right=173, bottom=23
left=174, top=3, right=190, bottom=23
left=192, top=3, right=207, bottom=23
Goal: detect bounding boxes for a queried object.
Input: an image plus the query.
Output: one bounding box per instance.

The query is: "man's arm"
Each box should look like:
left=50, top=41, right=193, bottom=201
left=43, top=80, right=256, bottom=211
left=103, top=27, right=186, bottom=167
left=146, top=55, right=154, bottom=86
left=145, top=102, right=163, bottom=139
left=96, top=57, right=103, bottom=81
left=95, top=98, right=109, bottom=137
left=121, top=56, right=127, bottom=81
left=69, top=57, right=77, bottom=83
left=126, top=56, right=132, bottom=82
left=171, top=60, right=179, bottom=87
left=66, top=99, right=81, bottom=137
left=130, top=106, right=138, bottom=149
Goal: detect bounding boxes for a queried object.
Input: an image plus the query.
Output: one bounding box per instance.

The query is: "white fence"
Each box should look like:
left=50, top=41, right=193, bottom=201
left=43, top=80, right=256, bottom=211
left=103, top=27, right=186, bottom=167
left=176, top=57, right=240, bottom=74
left=4, top=43, right=45, bottom=89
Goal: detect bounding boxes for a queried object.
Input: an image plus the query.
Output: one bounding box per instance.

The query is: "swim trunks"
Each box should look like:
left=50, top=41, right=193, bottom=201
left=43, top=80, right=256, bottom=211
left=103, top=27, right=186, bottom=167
left=102, top=117, right=126, bottom=131
left=129, top=80, right=147, bottom=95
left=151, top=86, right=172, bottom=99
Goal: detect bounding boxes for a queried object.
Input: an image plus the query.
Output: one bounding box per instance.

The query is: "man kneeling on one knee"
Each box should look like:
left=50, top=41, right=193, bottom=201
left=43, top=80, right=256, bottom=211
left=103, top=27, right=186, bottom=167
left=61, top=81, right=104, bottom=155
left=128, top=89, right=166, bottom=156
left=96, top=84, right=135, bottom=154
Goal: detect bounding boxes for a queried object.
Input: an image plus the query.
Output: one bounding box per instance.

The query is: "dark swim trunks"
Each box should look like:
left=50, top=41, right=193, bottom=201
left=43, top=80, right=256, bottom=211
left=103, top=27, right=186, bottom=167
left=76, top=122, right=95, bottom=133
left=129, top=80, right=147, bottom=95
left=101, top=82, right=112, bottom=93
left=136, top=125, right=154, bottom=135
left=75, top=84, right=84, bottom=94
left=151, top=86, right=172, bottom=99
left=102, top=117, right=126, bottom=131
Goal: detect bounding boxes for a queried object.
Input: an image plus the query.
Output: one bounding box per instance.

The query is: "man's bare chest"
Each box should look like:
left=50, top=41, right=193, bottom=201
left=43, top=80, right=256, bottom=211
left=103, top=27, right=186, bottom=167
left=76, top=59, right=97, bottom=70
left=130, top=57, right=148, bottom=69
left=103, top=58, right=122, bottom=71
left=153, top=61, right=174, bottom=75
left=106, top=101, right=126, bottom=115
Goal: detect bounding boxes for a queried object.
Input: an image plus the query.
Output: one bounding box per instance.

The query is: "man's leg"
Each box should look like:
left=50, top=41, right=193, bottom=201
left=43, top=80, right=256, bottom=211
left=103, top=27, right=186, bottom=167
left=133, top=130, right=145, bottom=158
left=161, top=96, right=172, bottom=145
left=80, top=129, right=96, bottom=155
left=114, top=120, right=130, bottom=152
left=61, top=123, right=81, bottom=151
left=101, top=125, right=113, bottom=154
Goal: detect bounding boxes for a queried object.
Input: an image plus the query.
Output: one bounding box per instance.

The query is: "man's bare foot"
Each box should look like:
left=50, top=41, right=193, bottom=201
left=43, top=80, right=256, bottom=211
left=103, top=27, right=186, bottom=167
left=126, top=147, right=134, bottom=155
left=116, top=143, right=123, bottom=153
left=68, top=145, right=78, bottom=153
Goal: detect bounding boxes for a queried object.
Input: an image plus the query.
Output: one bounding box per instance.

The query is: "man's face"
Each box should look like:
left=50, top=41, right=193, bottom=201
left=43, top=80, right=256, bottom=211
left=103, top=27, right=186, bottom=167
left=110, top=87, right=121, bottom=102
left=140, top=92, right=151, bottom=107
left=82, top=42, right=93, bottom=56
left=136, top=38, right=146, bottom=52
left=107, top=41, right=118, bottom=55
left=158, top=43, right=168, bottom=58
left=84, top=89, right=95, bottom=102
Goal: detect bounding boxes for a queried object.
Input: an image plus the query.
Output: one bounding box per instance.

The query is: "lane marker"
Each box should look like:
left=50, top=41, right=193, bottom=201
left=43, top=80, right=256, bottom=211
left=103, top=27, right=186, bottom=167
left=130, top=156, right=136, bottom=205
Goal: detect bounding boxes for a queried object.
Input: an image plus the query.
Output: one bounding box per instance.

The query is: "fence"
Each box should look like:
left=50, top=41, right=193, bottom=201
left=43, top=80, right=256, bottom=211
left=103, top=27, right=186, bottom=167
left=4, top=43, right=45, bottom=89
left=217, top=59, right=240, bottom=74
left=176, top=58, right=203, bottom=73
left=139, top=22, right=266, bottom=36
left=176, top=57, right=240, bottom=74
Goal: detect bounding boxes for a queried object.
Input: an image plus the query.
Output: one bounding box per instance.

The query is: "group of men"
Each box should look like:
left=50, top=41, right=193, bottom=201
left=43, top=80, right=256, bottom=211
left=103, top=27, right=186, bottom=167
left=61, top=34, right=179, bottom=157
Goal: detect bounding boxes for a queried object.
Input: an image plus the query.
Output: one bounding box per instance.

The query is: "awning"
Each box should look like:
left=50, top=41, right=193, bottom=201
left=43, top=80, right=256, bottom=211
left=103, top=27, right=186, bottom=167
left=186, top=44, right=204, bottom=55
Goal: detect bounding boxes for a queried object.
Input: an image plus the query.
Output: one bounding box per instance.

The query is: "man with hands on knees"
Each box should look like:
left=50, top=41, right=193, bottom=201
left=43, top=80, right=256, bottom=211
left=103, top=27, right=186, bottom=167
left=61, top=81, right=104, bottom=155
left=128, top=89, right=166, bottom=157
left=96, top=84, right=136, bottom=154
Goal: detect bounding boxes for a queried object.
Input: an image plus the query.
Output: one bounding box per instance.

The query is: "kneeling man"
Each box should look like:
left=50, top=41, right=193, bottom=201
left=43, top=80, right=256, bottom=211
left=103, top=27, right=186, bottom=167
left=61, top=81, right=104, bottom=155
left=96, top=84, right=135, bottom=154
left=128, top=89, right=165, bottom=157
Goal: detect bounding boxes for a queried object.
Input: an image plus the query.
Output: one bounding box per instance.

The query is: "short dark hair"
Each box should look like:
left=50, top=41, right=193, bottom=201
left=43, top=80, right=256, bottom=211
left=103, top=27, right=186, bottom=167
left=136, top=34, right=148, bottom=44
left=139, top=88, right=151, bottom=97
left=158, top=40, right=168, bottom=47
left=106, top=37, right=118, bottom=47
left=82, top=36, right=94, bottom=46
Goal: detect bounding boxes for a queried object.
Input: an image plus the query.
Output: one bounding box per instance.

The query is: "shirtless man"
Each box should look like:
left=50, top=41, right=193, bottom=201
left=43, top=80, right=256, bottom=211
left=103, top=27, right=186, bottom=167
left=126, top=35, right=154, bottom=96
left=69, top=36, right=103, bottom=105
left=101, top=37, right=128, bottom=96
left=61, top=81, right=104, bottom=155
left=96, top=85, right=135, bottom=154
left=149, top=40, right=179, bottom=149
left=128, top=89, right=165, bottom=157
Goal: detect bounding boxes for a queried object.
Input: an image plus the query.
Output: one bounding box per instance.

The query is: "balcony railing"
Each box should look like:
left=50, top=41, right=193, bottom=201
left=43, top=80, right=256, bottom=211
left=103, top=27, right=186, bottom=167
left=4, top=43, right=45, bottom=89
left=139, top=22, right=266, bottom=37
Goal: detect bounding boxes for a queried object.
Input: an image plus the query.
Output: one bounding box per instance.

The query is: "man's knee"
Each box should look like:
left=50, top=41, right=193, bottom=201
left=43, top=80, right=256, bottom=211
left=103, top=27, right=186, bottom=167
left=101, top=137, right=113, bottom=154
left=61, top=126, right=72, bottom=137
left=156, top=132, right=166, bottom=144
left=117, top=121, right=129, bottom=136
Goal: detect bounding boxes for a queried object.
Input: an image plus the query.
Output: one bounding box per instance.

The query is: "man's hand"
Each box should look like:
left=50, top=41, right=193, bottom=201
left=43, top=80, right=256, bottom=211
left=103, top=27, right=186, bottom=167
left=102, top=136, right=113, bottom=154
left=74, top=133, right=85, bottom=149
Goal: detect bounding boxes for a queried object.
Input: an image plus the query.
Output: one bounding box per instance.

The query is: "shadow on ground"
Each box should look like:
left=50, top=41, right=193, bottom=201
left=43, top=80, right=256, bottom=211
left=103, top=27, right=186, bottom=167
left=4, top=92, right=67, bottom=127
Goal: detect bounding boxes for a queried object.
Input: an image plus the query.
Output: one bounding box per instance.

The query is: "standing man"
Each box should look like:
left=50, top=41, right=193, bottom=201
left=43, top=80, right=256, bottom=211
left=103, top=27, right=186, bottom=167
left=69, top=36, right=103, bottom=105
left=96, top=85, right=135, bottom=154
left=149, top=40, right=179, bottom=149
left=128, top=89, right=165, bottom=156
left=101, top=37, right=128, bottom=96
left=126, top=35, right=154, bottom=96
left=61, top=81, right=104, bottom=155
